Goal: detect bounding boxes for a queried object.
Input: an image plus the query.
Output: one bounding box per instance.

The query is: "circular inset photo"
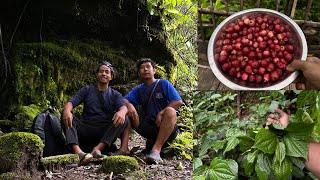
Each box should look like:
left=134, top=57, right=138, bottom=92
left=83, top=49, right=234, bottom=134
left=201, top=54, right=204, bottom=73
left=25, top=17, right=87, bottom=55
left=207, top=8, right=308, bottom=90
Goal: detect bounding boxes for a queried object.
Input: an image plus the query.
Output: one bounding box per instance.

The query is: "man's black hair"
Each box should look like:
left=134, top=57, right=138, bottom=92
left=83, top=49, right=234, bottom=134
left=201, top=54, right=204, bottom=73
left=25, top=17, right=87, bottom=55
left=95, top=61, right=116, bottom=78
left=136, top=58, right=156, bottom=70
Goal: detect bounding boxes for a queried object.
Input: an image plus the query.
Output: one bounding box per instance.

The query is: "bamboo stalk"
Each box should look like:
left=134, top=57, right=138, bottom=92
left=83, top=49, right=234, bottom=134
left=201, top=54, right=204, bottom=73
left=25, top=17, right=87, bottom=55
left=303, top=0, right=313, bottom=22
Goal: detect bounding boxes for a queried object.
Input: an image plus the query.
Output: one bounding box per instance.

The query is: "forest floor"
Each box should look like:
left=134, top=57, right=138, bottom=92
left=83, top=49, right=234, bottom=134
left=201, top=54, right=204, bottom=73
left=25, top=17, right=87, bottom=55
left=40, top=131, right=192, bottom=180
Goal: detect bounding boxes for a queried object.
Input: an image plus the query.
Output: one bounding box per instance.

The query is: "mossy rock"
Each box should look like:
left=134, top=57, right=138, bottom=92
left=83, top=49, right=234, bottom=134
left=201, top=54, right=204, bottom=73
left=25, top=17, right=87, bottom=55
left=0, top=172, right=31, bottom=180
left=123, top=170, right=148, bottom=180
left=41, top=154, right=78, bottom=166
left=0, top=132, right=44, bottom=175
left=101, top=155, right=139, bottom=174
left=13, top=104, right=42, bottom=132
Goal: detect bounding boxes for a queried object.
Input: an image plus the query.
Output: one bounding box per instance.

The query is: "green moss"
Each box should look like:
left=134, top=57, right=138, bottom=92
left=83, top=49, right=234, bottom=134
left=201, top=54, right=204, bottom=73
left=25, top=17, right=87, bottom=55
left=123, top=170, right=148, bottom=180
left=13, top=104, right=42, bottom=132
left=0, top=172, right=31, bottom=180
left=101, top=155, right=139, bottom=174
left=0, top=120, right=14, bottom=126
left=11, top=40, right=138, bottom=111
left=41, top=154, right=79, bottom=166
left=0, top=132, right=44, bottom=173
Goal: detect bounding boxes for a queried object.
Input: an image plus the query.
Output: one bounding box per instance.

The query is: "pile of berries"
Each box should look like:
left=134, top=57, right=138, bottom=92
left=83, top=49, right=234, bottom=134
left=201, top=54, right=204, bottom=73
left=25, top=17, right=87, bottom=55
left=215, top=14, right=297, bottom=83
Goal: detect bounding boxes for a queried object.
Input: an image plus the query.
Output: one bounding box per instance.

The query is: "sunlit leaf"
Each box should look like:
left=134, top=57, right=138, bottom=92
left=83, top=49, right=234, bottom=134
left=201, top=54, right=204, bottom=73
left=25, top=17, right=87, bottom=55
left=193, top=158, right=203, bottom=170
left=272, top=157, right=292, bottom=180
left=193, top=158, right=238, bottom=180
left=223, top=137, right=239, bottom=155
left=254, top=128, right=278, bottom=154
left=283, top=134, right=308, bottom=159
left=290, top=156, right=305, bottom=170
left=255, top=153, right=272, bottom=180
left=274, top=142, right=286, bottom=165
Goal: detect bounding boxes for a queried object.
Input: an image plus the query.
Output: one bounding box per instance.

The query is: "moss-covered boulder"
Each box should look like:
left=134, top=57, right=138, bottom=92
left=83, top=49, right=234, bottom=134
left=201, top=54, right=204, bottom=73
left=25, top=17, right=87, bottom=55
left=0, top=172, right=31, bottom=180
left=101, top=155, right=139, bottom=174
left=40, top=154, right=79, bottom=171
left=0, top=132, right=44, bottom=176
left=13, top=104, right=42, bottom=132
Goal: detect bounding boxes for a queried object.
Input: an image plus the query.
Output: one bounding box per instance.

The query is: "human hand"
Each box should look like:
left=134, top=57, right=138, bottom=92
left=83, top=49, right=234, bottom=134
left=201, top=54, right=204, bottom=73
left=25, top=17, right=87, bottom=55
left=287, top=56, right=320, bottom=90
left=112, top=109, right=126, bottom=127
left=63, top=110, right=73, bottom=129
left=155, top=110, right=164, bottom=128
left=127, top=104, right=139, bottom=123
left=266, top=108, right=289, bottom=128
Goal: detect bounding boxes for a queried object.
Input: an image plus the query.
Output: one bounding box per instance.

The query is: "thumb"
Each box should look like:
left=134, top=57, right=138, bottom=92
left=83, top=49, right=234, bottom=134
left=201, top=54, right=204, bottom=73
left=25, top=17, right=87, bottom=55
left=286, top=60, right=307, bottom=72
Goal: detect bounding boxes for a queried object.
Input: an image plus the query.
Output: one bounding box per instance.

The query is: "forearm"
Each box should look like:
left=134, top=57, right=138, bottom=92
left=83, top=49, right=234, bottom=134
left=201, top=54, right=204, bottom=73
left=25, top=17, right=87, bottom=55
left=63, top=102, right=73, bottom=113
left=118, top=105, right=128, bottom=114
left=124, top=99, right=132, bottom=107
left=167, top=100, right=183, bottom=110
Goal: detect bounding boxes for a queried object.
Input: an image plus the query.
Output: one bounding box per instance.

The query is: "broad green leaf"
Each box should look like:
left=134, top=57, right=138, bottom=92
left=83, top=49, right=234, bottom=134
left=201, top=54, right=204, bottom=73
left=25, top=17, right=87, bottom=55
left=285, top=122, right=316, bottom=140
left=272, top=157, right=292, bottom=180
left=225, top=128, right=246, bottom=138
left=274, top=142, right=286, bottom=165
left=193, top=158, right=203, bottom=170
left=212, top=140, right=227, bottom=152
left=223, top=137, right=239, bottom=155
left=255, top=153, right=272, bottom=180
left=284, top=134, right=308, bottom=159
left=244, top=158, right=255, bottom=175
left=254, top=128, right=278, bottom=154
left=194, top=157, right=238, bottom=180
left=290, top=156, right=305, bottom=170
left=238, top=136, right=255, bottom=152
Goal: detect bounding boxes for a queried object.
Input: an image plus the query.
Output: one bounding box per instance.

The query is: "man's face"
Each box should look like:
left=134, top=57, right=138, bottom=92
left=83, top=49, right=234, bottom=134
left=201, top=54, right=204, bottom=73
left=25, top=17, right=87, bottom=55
left=138, top=62, right=155, bottom=80
left=96, top=65, right=113, bottom=84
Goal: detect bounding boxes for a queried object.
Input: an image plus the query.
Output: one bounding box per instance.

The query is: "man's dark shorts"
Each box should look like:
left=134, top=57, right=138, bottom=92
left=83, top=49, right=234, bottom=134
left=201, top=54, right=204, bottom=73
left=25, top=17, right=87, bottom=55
left=134, top=118, right=179, bottom=144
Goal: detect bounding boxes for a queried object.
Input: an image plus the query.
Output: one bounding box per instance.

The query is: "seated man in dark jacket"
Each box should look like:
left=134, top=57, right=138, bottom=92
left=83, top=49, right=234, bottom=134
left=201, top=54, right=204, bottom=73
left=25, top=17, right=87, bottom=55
left=62, top=61, right=129, bottom=166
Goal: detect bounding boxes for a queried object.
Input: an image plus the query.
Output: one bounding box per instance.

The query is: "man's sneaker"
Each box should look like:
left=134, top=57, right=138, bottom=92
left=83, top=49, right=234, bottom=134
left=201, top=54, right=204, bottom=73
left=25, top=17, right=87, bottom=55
left=146, top=150, right=163, bottom=164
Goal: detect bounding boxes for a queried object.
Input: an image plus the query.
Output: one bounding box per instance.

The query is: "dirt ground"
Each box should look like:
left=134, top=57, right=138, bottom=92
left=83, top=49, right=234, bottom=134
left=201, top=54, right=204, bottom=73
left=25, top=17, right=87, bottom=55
left=40, top=131, right=192, bottom=180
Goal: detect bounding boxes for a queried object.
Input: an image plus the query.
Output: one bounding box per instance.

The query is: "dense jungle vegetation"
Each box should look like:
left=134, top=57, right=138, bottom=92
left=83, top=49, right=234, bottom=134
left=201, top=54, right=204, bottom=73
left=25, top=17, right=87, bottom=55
left=0, top=0, right=196, bottom=160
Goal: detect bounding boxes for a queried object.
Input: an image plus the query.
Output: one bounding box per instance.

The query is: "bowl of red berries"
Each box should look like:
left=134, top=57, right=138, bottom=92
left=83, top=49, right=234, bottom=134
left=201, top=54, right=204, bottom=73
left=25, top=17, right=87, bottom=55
left=207, top=8, right=307, bottom=90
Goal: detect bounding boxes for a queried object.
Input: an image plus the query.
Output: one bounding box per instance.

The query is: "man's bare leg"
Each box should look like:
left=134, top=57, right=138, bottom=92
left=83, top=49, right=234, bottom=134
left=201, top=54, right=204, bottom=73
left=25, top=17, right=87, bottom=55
left=152, top=107, right=177, bottom=154
left=118, top=122, right=131, bottom=153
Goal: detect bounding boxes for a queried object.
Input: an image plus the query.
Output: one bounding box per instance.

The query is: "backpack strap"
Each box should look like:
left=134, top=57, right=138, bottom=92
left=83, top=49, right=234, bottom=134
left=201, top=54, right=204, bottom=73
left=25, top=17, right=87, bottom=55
left=147, top=79, right=160, bottom=104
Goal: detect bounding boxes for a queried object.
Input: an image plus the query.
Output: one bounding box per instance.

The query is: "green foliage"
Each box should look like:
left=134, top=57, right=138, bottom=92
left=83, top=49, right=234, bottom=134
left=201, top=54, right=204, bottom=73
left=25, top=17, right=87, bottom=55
left=166, top=104, right=193, bottom=159
left=166, top=131, right=192, bottom=160
left=193, top=91, right=320, bottom=179
left=147, top=0, right=197, bottom=102
left=194, top=157, right=238, bottom=180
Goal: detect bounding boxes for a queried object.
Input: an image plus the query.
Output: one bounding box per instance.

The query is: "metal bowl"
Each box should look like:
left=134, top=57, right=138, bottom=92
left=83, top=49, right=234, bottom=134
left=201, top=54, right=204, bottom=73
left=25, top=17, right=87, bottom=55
left=207, top=8, right=308, bottom=90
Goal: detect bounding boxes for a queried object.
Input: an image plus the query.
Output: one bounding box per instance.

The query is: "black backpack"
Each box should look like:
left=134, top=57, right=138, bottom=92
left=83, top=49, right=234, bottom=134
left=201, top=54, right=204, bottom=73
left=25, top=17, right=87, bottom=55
left=31, top=108, right=68, bottom=157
